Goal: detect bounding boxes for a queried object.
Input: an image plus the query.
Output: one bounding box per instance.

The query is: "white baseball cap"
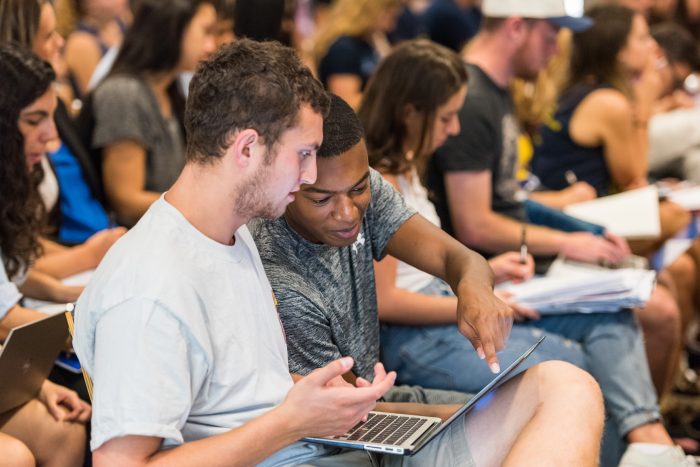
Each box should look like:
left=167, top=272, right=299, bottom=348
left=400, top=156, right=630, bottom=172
left=481, top=0, right=593, bottom=32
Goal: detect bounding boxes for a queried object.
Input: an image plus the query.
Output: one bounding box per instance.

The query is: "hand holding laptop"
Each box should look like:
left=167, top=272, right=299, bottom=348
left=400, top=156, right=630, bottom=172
left=280, top=357, right=396, bottom=439
left=304, top=337, right=546, bottom=456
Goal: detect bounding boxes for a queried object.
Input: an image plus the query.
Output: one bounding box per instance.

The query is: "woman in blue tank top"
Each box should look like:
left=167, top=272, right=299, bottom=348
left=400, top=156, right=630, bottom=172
left=532, top=5, right=659, bottom=197
left=533, top=5, right=700, bottom=410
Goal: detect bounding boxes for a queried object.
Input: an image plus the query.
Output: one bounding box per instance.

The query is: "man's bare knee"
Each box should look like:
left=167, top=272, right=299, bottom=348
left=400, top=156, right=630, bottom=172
left=640, top=285, right=681, bottom=335
left=18, top=399, right=86, bottom=465
left=531, top=361, right=604, bottom=412
left=0, top=434, right=35, bottom=467
left=667, top=254, right=695, bottom=281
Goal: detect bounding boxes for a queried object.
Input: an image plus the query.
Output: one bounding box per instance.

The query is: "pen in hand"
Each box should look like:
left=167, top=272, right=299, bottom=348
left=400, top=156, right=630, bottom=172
left=520, top=224, right=528, bottom=265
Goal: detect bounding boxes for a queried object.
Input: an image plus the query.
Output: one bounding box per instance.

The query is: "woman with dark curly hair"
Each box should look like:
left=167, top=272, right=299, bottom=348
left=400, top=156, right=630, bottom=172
left=0, top=0, right=126, bottom=279
left=0, top=43, right=82, bottom=325
left=0, top=43, right=91, bottom=467
left=0, top=57, right=47, bottom=282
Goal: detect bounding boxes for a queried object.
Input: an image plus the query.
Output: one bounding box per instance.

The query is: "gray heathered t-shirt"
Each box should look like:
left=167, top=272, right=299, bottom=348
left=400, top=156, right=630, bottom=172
left=92, top=75, right=185, bottom=193
left=249, top=169, right=415, bottom=380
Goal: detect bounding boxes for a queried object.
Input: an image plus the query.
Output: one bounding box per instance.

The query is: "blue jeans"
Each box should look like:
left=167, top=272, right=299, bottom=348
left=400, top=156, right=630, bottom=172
left=380, top=279, right=661, bottom=441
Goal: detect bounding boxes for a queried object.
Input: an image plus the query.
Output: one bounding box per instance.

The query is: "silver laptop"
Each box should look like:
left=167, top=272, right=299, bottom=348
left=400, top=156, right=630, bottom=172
left=303, top=336, right=545, bottom=456
left=0, top=313, right=69, bottom=413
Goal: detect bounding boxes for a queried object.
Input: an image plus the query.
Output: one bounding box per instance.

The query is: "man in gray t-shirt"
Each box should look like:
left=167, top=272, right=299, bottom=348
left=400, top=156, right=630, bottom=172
left=251, top=168, right=412, bottom=381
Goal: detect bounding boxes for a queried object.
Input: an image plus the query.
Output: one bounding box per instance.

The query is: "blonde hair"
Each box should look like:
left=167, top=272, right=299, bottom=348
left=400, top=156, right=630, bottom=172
left=54, top=0, right=78, bottom=38
left=511, top=29, right=572, bottom=134
left=312, top=0, right=400, bottom=63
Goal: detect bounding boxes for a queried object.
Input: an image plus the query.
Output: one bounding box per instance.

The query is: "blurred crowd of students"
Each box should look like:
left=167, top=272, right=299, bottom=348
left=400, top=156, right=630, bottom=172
left=4, top=0, right=700, bottom=466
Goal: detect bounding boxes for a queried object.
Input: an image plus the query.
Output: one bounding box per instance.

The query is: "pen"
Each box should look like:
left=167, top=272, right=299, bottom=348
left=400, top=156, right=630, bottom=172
left=520, top=224, right=528, bottom=265
left=565, top=170, right=578, bottom=186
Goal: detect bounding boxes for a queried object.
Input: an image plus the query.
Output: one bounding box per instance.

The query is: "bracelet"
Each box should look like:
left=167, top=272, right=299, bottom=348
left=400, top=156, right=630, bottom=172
left=633, top=118, right=648, bottom=129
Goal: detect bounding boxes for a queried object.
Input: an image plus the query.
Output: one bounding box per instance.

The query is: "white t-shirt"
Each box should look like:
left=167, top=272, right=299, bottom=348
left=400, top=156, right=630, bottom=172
left=74, top=196, right=296, bottom=451
left=38, top=156, right=59, bottom=213
left=0, top=251, right=22, bottom=321
left=395, top=170, right=441, bottom=292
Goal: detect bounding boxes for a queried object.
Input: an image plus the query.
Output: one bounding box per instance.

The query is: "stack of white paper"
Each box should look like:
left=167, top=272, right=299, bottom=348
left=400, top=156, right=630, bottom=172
left=563, top=185, right=661, bottom=239
left=667, top=185, right=700, bottom=211
left=496, top=259, right=656, bottom=314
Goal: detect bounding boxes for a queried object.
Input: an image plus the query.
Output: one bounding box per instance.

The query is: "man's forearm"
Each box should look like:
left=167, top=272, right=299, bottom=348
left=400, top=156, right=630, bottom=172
left=443, top=242, right=494, bottom=298
left=0, top=305, right=45, bottom=340
left=20, top=270, right=82, bottom=303
left=95, top=407, right=304, bottom=467
left=455, top=211, right=567, bottom=257
left=378, top=285, right=458, bottom=325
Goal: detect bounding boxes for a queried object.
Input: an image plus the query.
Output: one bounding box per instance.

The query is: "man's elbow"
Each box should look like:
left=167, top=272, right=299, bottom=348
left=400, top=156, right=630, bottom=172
left=453, top=221, right=488, bottom=250
left=108, top=191, right=148, bottom=226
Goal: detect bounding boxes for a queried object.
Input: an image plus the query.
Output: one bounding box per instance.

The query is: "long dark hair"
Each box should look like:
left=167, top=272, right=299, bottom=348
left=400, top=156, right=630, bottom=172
left=568, top=5, right=636, bottom=96
left=233, top=0, right=285, bottom=42
left=0, top=45, right=54, bottom=278
left=107, top=0, right=210, bottom=129
left=0, top=0, right=45, bottom=48
left=110, top=0, right=206, bottom=77
left=359, top=39, right=467, bottom=175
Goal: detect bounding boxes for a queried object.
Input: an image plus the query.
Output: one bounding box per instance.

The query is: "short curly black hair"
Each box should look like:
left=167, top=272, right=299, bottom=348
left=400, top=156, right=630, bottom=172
left=185, top=39, right=330, bottom=164
left=317, top=94, right=364, bottom=158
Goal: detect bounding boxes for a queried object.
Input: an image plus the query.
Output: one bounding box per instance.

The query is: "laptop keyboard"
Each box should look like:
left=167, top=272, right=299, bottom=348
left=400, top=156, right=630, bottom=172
left=333, top=413, right=426, bottom=445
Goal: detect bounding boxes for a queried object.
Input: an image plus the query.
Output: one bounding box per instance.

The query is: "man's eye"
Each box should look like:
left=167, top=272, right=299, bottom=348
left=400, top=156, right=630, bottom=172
left=311, top=197, right=330, bottom=205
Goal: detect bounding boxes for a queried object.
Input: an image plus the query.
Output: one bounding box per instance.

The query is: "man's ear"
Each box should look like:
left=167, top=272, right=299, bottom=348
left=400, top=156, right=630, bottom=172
left=505, top=17, right=530, bottom=46
left=227, top=129, right=260, bottom=168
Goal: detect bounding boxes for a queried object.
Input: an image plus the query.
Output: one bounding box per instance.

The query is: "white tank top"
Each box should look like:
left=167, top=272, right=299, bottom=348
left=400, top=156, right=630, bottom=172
left=38, top=156, right=59, bottom=213
left=395, top=169, right=441, bottom=292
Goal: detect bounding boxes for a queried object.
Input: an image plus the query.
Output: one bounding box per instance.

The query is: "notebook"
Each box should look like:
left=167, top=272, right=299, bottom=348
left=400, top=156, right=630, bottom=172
left=497, top=257, right=656, bottom=314
left=303, top=336, right=545, bottom=456
left=0, top=313, right=70, bottom=413
left=563, top=185, right=661, bottom=239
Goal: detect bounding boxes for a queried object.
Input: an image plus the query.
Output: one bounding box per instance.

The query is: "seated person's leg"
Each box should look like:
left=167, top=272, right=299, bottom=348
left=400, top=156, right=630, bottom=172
left=664, top=252, right=697, bottom=334
left=0, top=398, right=86, bottom=467
left=380, top=278, right=587, bottom=393
left=382, top=384, right=471, bottom=405
left=529, top=309, right=680, bottom=460
left=399, top=361, right=604, bottom=466
left=0, top=432, right=34, bottom=467
left=634, top=280, right=682, bottom=398
left=381, top=321, right=585, bottom=394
